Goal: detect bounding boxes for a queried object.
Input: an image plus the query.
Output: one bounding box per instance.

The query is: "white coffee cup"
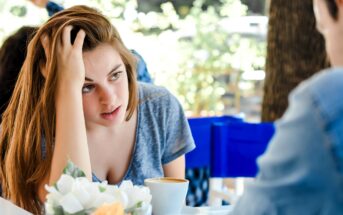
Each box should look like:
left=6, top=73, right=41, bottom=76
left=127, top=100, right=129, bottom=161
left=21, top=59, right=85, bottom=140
left=144, top=177, right=189, bottom=215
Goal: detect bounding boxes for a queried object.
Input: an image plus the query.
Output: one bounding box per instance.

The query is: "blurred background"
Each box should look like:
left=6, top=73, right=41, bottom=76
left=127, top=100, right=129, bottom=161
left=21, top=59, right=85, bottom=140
left=0, top=0, right=268, bottom=121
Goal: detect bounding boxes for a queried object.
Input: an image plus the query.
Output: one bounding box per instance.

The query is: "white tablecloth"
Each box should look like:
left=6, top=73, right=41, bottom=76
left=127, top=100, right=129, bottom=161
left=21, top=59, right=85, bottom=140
left=0, top=197, right=32, bottom=215
left=181, top=205, right=232, bottom=215
left=0, top=197, right=232, bottom=215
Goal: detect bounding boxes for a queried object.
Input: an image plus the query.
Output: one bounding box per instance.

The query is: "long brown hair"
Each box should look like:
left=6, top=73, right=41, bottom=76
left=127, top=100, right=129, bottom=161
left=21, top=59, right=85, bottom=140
left=0, top=5, right=137, bottom=214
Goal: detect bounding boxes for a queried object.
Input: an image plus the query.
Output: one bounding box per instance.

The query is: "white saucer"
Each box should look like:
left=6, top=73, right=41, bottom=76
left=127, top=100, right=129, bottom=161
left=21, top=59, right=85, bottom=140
left=181, top=205, right=232, bottom=215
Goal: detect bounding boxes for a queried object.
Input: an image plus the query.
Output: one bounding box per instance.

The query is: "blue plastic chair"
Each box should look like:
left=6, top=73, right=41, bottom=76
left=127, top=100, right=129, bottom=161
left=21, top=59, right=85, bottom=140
left=208, top=121, right=275, bottom=205
left=186, top=116, right=243, bottom=169
left=185, top=116, right=243, bottom=206
left=211, top=121, right=275, bottom=178
left=186, top=117, right=275, bottom=206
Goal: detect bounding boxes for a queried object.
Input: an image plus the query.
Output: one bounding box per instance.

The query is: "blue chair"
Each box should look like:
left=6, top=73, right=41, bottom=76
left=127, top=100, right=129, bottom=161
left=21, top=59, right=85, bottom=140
left=211, top=121, right=275, bottom=178
left=185, top=116, right=243, bottom=206
left=186, top=116, right=243, bottom=169
left=208, top=121, right=275, bottom=205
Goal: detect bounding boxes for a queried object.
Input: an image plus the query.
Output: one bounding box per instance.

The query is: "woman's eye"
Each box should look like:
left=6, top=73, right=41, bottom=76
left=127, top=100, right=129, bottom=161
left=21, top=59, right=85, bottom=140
left=110, top=71, right=122, bottom=81
left=82, top=84, right=95, bottom=93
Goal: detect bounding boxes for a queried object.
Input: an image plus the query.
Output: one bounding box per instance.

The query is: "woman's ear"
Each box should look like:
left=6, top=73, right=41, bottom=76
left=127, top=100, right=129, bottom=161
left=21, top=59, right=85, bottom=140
left=40, top=34, right=50, bottom=78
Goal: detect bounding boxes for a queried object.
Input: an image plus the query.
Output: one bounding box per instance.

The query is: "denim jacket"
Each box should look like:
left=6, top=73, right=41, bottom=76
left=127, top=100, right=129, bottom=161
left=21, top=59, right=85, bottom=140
left=232, top=68, right=343, bottom=214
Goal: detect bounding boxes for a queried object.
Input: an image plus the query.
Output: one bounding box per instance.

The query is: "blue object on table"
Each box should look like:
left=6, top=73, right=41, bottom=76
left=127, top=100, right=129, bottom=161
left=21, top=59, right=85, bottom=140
left=186, top=116, right=243, bottom=169
left=186, top=116, right=243, bottom=206
left=211, top=121, right=275, bottom=177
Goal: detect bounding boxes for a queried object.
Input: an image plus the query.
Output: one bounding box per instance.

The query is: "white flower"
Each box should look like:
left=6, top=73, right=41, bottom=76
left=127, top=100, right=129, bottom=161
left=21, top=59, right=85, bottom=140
left=104, top=185, right=129, bottom=208
left=56, top=174, right=74, bottom=195
left=59, top=192, right=83, bottom=213
left=71, top=178, right=93, bottom=208
left=45, top=161, right=152, bottom=215
left=119, top=181, right=152, bottom=212
left=45, top=175, right=152, bottom=215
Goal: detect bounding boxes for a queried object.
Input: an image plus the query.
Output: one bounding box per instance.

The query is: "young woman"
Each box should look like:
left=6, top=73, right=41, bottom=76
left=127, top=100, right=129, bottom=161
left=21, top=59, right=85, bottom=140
left=0, top=5, right=195, bottom=214
left=232, top=0, right=343, bottom=214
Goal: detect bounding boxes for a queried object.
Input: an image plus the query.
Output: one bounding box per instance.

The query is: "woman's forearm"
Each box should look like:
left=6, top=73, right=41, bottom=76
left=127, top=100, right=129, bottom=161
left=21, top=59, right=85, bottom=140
left=163, top=156, right=186, bottom=178
left=49, top=84, right=92, bottom=184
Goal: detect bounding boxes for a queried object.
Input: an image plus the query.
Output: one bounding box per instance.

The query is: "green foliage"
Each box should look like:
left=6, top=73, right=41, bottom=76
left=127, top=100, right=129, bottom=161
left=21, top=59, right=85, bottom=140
left=10, top=6, right=27, bottom=17
left=135, top=0, right=264, bottom=115
left=0, top=0, right=266, bottom=116
left=187, top=3, right=263, bottom=115
left=63, top=160, right=86, bottom=178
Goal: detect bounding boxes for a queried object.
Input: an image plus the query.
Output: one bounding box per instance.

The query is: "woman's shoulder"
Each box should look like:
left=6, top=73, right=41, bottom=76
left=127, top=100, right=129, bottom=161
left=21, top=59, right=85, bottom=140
left=138, top=82, right=175, bottom=104
left=137, top=83, right=185, bottom=122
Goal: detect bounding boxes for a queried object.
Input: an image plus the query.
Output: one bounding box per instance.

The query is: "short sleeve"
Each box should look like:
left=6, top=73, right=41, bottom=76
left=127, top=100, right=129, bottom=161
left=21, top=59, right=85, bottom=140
left=161, top=93, right=195, bottom=164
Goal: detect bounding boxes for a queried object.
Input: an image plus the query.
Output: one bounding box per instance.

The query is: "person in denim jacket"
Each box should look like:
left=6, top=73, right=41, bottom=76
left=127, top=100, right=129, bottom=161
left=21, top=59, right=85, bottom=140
left=232, top=0, right=343, bottom=214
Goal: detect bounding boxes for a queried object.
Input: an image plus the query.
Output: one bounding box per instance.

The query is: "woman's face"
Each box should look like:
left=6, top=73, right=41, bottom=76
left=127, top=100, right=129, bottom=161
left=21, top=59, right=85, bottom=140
left=313, top=0, right=343, bottom=66
left=82, top=43, right=129, bottom=130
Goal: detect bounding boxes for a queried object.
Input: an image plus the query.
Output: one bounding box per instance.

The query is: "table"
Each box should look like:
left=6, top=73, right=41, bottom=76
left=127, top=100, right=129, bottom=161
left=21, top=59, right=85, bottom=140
left=0, top=197, right=232, bottom=215
left=181, top=205, right=232, bottom=215
left=0, top=197, right=32, bottom=215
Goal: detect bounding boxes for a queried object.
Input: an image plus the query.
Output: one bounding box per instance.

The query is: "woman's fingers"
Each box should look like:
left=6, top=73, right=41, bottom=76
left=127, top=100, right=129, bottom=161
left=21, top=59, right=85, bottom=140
left=41, top=34, right=50, bottom=58
left=73, top=29, right=86, bottom=51
left=61, top=25, right=73, bottom=48
left=55, top=26, right=86, bottom=87
left=60, top=26, right=85, bottom=51
left=40, top=34, right=50, bottom=78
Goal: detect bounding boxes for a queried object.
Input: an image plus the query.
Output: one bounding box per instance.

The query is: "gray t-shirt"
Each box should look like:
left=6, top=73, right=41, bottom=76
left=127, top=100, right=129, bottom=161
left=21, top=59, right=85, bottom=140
left=92, top=82, right=195, bottom=185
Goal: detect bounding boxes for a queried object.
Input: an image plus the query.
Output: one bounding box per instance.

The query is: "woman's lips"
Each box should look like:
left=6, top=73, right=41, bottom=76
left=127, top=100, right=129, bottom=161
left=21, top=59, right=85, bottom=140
left=100, top=106, right=121, bottom=120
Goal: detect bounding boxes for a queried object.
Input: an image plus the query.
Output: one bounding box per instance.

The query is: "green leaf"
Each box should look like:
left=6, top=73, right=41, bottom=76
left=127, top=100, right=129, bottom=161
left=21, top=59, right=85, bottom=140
left=62, top=160, right=86, bottom=178
left=99, top=186, right=106, bottom=193
left=53, top=205, right=64, bottom=215
left=10, top=6, right=27, bottom=17
left=124, top=201, right=143, bottom=214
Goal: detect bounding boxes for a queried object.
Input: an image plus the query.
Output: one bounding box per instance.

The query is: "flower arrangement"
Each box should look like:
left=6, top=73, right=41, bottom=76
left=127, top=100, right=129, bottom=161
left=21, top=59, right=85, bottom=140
left=45, top=161, right=152, bottom=215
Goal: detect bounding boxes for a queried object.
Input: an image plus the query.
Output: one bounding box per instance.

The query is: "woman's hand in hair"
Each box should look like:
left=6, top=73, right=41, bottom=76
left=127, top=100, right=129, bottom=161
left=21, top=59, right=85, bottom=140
left=50, top=25, right=92, bottom=189
left=40, top=34, right=50, bottom=78
left=56, top=26, right=86, bottom=92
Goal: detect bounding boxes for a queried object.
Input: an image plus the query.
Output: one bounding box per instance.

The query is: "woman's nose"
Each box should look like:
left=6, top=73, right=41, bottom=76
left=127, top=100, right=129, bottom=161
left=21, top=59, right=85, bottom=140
left=99, top=87, right=115, bottom=105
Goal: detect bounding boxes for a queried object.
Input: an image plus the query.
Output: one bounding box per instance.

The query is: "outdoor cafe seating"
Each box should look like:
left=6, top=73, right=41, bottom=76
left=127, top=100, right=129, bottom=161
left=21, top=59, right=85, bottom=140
left=186, top=116, right=275, bottom=206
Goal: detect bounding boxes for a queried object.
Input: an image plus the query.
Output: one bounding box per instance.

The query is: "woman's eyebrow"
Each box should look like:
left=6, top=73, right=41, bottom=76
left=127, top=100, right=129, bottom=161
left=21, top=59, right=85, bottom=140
left=85, top=77, right=93, bottom=82
left=107, top=64, right=122, bottom=76
left=84, top=64, right=122, bottom=82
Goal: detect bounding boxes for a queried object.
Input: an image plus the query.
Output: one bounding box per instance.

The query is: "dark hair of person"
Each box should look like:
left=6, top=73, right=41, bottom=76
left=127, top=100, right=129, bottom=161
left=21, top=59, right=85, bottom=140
left=0, top=26, right=38, bottom=121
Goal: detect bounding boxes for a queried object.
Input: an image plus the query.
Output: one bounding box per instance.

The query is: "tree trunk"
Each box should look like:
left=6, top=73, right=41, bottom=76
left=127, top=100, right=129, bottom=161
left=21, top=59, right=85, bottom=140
left=241, top=0, right=267, bottom=14
left=261, top=0, right=328, bottom=122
